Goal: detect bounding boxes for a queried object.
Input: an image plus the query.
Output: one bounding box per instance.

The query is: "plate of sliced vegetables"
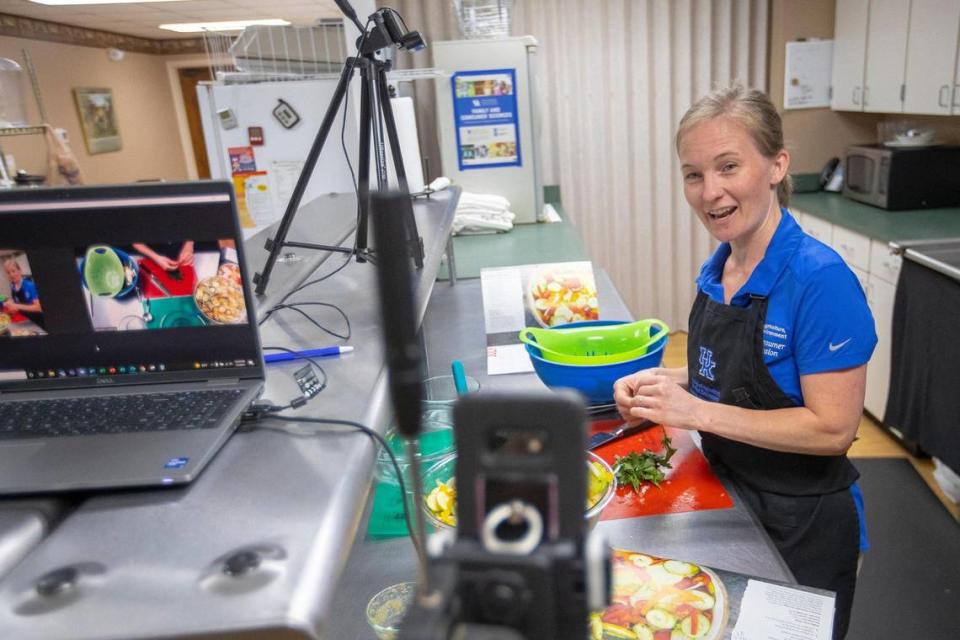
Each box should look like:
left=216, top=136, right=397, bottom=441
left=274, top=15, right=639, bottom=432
left=526, top=267, right=599, bottom=328
left=592, top=549, right=727, bottom=640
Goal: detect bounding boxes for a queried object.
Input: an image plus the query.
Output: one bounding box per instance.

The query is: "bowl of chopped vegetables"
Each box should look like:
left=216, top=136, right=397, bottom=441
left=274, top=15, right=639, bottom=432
left=422, top=450, right=616, bottom=531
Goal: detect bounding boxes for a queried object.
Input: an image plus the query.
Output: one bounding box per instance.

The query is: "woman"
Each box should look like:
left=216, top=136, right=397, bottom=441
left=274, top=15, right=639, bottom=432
left=613, top=85, right=875, bottom=639
left=2, top=258, right=45, bottom=330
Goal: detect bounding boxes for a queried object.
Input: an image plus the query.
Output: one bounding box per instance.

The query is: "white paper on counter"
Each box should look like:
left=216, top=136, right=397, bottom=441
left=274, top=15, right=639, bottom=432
left=481, top=267, right=525, bottom=334
left=732, top=579, right=834, bottom=640
left=486, top=343, right=534, bottom=375
left=481, top=267, right=530, bottom=375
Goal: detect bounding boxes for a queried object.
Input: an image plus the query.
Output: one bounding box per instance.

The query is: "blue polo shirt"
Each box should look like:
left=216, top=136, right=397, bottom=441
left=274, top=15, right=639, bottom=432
left=695, top=208, right=877, bottom=406
left=11, top=276, right=39, bottom=305
left=695, top=208, right=876, bottom=551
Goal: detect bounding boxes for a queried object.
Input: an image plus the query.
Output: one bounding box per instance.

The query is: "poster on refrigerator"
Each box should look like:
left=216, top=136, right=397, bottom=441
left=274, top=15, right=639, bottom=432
left=452, top=68, right=522, bottom=171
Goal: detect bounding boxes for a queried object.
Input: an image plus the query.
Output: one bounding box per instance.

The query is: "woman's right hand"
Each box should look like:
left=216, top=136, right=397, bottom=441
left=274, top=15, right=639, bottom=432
left=153, top=255, right=179, bottom=271
left=614, top=367, right=689, bottom=424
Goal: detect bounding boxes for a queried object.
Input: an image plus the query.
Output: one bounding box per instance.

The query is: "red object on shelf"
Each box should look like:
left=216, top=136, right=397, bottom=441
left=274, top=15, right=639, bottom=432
left=589, top=418, right=733, bottom=521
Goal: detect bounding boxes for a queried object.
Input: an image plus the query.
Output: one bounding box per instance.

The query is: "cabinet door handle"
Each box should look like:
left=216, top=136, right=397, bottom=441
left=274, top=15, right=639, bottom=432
left=853, top=87, right=861, bottom=105
left=863, top=87, right=869, bottom=106
left=939, top=85, right=950, bottom=108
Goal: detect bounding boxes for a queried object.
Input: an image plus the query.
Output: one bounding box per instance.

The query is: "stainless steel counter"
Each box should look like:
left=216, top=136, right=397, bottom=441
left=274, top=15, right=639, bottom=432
left=890, top=237, right=960, bottom=283
left=327, top=271, right=793, bottom=639
left=0, top=188, right=460, bottom=639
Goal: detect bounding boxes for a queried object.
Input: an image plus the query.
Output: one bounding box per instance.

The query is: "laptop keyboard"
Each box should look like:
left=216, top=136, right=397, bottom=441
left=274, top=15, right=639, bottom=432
left=0, top=389, right=245, bottom=440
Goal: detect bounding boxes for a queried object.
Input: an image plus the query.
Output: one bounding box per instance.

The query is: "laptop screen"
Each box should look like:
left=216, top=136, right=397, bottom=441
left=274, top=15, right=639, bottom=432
left=0, top=181, right=263, bottom=390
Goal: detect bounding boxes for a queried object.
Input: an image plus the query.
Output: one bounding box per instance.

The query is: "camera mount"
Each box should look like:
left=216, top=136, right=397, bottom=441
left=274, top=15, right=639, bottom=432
left=253, top=2, right=426, bottom=295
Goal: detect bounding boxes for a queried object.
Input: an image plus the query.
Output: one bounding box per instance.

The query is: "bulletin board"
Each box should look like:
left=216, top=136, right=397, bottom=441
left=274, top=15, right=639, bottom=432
left=784, top=40, right=833, bottom=109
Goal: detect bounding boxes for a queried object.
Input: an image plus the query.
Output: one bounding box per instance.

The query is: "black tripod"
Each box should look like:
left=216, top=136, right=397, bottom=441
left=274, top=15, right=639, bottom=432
left=253, top=7, right=426, bottom=295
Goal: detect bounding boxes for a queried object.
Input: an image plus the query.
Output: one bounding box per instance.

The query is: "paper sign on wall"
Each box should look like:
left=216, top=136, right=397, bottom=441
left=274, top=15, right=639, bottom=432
left=452, top=68, right=522, bottom=171
left=784, top=40, right=833, bottom=109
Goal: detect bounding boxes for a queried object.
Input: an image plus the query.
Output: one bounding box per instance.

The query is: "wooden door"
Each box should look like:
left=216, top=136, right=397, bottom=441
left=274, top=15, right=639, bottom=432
left=178, top=67, right=212, bottom=179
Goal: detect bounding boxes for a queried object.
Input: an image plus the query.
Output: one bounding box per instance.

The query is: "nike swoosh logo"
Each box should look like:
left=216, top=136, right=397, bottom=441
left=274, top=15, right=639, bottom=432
left=829, top=338, right=852, bottom=352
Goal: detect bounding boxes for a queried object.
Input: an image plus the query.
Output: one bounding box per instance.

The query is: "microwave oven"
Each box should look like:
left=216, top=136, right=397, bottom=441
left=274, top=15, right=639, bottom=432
left=842, top=144, right=960, bottom=210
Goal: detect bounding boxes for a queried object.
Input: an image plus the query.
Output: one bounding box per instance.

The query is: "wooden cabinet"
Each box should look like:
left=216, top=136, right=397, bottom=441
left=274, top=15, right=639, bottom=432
left=863, top=0, right=911, bottom=112
left=832, top=0, right=960, bottom=115
left=832, top=0, right=870, bottom=111
left=833, top=225, right=872, bottom=272
left=903, top=0, right=960, bottom=114
left=797, top=212, right=833, bottom=245
left=864, top=274, right=896, bottom=420
left=955, top=17, right=960, bottom=113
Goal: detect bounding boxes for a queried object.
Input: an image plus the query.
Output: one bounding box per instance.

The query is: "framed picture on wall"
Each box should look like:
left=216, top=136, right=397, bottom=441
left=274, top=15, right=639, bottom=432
left=72, top=87, right=122, bottom=154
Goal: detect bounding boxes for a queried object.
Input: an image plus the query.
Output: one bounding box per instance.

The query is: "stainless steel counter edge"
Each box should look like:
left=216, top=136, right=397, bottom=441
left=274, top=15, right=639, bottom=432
left=889, top=237, right=960, bottom=284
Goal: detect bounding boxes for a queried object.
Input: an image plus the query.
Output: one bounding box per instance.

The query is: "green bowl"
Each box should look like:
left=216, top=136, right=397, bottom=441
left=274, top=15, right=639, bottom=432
left=83, top=245, right=125, bottom=297
left=518, top=319, right=668, bottom=365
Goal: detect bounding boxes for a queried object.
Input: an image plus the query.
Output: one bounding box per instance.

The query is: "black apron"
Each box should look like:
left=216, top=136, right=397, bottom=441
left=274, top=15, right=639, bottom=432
left=688, top=290, right=860, bottom=639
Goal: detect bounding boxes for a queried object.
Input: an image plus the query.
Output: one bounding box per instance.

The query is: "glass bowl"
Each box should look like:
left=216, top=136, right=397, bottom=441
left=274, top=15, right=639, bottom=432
left=421, top=450, right=616, bottom=531
left=366, top=581, right=416, bottom=640
left=375, top=421, right=456, bottom=488
left=422, top=374, right=480, bottom=409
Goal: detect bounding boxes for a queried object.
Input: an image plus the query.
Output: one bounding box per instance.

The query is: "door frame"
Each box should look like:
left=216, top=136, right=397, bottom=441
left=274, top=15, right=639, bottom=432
left=165, top=54, right=231, bottom=180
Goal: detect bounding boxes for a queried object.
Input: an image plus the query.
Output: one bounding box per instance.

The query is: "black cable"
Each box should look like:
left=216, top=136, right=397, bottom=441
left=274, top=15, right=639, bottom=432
left=249, top=412, right=427, bottom=569
left=261, top=302, right=351, bottom=340
left=258, top=345, right=328, bottom=410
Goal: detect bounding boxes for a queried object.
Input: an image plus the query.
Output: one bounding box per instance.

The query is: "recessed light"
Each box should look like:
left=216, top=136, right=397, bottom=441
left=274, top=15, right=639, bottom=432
left=29, top=0, right=185, bottom=5
left=159, top=19, right=292, bottom=34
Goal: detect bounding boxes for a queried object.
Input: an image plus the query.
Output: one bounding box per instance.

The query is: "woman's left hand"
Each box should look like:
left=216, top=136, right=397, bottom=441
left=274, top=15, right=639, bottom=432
left=622, top=370, right=703, bottom=430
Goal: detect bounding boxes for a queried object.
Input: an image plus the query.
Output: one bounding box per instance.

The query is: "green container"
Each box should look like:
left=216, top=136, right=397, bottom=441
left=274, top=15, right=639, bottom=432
left=368, top=422, right=456, bottom=539
left=518, top=318, right=669, bottom=365
left=84, top=245, right=125, bottom=297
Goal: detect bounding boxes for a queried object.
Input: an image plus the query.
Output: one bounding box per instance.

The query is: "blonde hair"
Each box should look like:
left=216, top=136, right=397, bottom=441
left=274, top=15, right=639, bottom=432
left=675, top=84, right=792, bottom=206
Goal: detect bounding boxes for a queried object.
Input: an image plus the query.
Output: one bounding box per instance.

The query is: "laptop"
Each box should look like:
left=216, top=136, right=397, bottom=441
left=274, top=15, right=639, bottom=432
left=0, top=181, right=265, bottom=495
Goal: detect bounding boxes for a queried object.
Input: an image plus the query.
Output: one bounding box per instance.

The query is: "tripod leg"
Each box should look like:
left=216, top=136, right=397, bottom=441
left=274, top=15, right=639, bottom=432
left=254, top=57, right=355, bottom=295
left=355, top=58, right=377, bottom=259
left=375, top=67, right=425, bottom=268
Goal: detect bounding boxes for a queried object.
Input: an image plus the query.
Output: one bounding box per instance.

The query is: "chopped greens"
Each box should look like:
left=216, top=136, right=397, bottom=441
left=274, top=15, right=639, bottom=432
left=613, top=435, right=677, bottom=491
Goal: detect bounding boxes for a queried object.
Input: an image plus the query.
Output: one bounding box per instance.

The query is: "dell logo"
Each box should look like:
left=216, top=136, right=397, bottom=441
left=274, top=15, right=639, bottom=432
left=96, top=377, right=115, bottom=384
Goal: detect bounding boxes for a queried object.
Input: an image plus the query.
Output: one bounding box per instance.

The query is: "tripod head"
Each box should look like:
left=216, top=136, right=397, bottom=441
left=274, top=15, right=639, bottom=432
left=334, top=0, right=426, bottom=55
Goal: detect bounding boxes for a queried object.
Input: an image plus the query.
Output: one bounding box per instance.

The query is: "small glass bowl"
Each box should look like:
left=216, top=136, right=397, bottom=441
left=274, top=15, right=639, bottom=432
left=421, top=451, right=616, bottom=531
left=422, top=374, right=480, bottom=409
left=365, top=581, right=416, bottom=640
left=375, top=422, right=456, bottom=488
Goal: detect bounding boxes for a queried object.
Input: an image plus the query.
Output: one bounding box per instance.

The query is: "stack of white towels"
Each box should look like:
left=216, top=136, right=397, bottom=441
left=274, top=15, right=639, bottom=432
left=452, top=191, right=516, bottom=235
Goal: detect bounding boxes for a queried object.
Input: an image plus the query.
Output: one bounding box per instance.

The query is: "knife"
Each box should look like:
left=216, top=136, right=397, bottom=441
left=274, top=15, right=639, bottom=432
left=588, top=419, right=658, bottom=450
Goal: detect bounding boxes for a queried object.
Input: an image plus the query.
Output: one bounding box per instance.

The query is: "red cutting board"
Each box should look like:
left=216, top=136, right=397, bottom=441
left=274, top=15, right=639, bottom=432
left=138, top=257, right=196, bottom=298
left=590, top=419, right=733, bottom=520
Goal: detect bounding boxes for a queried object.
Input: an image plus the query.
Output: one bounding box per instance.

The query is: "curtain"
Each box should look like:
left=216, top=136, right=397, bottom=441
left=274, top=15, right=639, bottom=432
left=382, top=0, right=769, bottom=331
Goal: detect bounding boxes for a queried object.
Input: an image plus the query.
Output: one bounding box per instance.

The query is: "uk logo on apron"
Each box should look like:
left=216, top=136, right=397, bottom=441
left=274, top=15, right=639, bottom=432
left=698, top=346, right=717, bottom=381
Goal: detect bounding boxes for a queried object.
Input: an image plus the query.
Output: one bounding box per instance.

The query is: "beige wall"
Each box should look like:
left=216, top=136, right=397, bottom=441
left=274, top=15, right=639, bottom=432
left=770, top=0, right=960, bottom=175
left=0, top=35, right=189, bottom=184
left=769, top=0, right=881, bottom=173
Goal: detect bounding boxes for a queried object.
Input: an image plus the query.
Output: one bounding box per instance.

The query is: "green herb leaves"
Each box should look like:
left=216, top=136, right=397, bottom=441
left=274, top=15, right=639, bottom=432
left=613, top=434, right=677, bottom=491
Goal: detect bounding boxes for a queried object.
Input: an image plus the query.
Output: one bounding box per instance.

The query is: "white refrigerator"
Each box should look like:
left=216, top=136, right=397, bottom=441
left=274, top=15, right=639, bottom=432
left=433, top=36, right=543, bottom=224
left=198, top=78, right=425, bottom=236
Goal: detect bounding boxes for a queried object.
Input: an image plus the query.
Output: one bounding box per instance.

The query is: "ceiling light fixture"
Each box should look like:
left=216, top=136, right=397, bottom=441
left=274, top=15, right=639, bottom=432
left=159, top=19, right=291, bottom=34
left=29, top=0, right=185, bottom=6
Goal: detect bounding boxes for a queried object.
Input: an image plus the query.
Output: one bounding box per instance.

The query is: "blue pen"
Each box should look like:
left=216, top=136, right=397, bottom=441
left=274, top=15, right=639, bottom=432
left=264, top=346, right=354, bottom=364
